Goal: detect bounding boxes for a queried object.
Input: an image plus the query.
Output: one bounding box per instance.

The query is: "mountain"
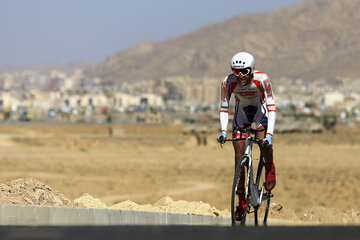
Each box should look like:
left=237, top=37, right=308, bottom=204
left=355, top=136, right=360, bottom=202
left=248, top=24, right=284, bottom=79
left=21, top=61, right=96, bottom=74
left=65, top=61, right=95, bottom=73
left=87, top=0, right=360, bottom=83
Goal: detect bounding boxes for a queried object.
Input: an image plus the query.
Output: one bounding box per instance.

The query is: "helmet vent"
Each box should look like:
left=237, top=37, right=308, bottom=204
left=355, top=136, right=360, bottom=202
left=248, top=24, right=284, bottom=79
left=230, top=52, right=255, bottom=71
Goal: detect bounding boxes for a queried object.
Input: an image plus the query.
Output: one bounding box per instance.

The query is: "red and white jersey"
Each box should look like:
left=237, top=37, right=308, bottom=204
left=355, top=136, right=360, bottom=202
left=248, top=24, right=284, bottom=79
left=219, top=71, right=276, bottom=137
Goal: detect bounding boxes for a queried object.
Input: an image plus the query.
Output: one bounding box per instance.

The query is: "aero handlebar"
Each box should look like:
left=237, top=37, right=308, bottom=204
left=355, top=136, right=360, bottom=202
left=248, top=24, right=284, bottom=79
left=218, top=126, right=271, bottom=146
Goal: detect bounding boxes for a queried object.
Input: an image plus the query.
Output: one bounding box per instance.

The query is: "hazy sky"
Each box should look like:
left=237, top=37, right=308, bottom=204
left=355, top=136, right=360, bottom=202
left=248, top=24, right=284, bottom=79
left=0, top=0, right=303, bottom=67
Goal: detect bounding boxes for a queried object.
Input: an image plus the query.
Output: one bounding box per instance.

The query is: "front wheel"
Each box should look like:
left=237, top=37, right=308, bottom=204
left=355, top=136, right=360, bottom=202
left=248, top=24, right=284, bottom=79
left=254, top=156, right=271, bottom=226
left=231, top=155, right=250, bottom=226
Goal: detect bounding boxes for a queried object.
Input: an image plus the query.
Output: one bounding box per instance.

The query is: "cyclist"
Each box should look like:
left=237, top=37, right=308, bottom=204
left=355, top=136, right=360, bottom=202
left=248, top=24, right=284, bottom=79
left=216, top=52, right=276, bottom=219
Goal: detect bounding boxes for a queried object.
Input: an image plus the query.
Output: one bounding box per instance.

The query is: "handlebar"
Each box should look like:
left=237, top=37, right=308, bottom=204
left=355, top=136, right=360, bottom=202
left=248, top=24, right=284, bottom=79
left=225, top=138, right=263, bottom=144
left=221, top=137, right=271, bottom=147
left=233, top=126, right=265, bottom=134
left=218, top=126, right=270, bottom=146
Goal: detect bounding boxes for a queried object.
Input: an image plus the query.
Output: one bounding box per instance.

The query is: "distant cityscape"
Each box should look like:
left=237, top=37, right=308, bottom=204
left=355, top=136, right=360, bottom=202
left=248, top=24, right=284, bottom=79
left=0, top=69, right=359, bottom=131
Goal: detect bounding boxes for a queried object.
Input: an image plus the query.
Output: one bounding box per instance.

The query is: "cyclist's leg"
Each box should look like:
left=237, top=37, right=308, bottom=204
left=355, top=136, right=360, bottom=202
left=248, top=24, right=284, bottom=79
left=256, top=115, right=273, bottom=163
left=232, top=110, right=248, bottom=214
left=256, top=123, right=276, bottom=191
left=233, top=139, right=245, bottom=166
left=233, top=139, right=247, bottom=219
left=232, top=134, right=245, bottom=187
left=232, top=112, right=247, bottom=171
left=256, top=127, right=273, bottom=163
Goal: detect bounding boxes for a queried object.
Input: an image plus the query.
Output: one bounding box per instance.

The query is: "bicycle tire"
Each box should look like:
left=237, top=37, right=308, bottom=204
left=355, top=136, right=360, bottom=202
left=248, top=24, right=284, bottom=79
left=253, top=155, right=271, bottom=226
left=231, top=155, right=250, bottom=226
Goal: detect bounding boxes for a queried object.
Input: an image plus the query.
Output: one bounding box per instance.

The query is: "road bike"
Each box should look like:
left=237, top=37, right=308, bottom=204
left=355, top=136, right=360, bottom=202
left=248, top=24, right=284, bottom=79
left=220, top=124, right=273, bottom=226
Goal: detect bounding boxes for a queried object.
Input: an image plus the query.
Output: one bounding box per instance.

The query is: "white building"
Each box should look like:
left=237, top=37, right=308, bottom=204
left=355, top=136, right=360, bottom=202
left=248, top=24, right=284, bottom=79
left=113, top=92, right=141, bottom=108
left=140, top=93, right=163, bottom=107
left=0, top=92, right=18, bottom=109
left=323, top=91, right=345, bottom=107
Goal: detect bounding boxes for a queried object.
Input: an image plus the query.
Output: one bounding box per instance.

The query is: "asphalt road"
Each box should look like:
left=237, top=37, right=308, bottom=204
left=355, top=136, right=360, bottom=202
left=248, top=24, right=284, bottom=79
left=0, top=226, right=359, bottom=240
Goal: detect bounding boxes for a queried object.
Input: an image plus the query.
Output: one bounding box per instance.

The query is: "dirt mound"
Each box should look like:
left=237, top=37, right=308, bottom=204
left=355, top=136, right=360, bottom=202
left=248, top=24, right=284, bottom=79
left=109, top=200, right=159, bottom=212
left=0, top=178, right=228, bottom=217
left=75, top=195, right=229, bottom=217
left=74, top=193, right=107, bottom=209
left=152, top=196, right=229, bottom=217
left=0, top=178, right=80, bottom=208
left=1, top=178, right=359, bottom=224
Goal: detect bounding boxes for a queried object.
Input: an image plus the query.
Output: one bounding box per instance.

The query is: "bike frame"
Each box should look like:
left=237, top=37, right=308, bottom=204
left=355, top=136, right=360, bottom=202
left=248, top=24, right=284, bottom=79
left=241, top=135, right=266, bottom=207
left=226, top=127, right=271, bottom=207
left=225, top=125, right=273, bottom=226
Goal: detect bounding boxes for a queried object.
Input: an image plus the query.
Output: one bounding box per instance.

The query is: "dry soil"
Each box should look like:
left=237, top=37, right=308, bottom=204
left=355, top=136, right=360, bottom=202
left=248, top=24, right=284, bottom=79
left=0, top=124, right=359, bottom=225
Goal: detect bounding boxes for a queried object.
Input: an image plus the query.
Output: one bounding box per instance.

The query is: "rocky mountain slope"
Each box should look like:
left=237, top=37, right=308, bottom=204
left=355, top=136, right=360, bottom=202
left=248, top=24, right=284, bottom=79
left=87, top=0, right=360, bottom=83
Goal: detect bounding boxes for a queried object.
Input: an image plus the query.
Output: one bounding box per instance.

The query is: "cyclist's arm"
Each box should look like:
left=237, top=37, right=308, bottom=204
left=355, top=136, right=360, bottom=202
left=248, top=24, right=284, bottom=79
left=262, top=75, right=276, bottom=137
left=220, top=76, right=231, bottom=133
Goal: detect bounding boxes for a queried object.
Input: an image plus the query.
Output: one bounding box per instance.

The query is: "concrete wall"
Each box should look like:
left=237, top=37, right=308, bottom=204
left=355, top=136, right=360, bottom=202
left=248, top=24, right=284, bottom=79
left=0, top=204, right=231, bottom=226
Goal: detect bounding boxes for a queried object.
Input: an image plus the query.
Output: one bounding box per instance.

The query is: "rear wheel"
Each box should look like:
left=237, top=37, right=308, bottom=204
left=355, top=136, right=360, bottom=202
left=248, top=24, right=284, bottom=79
left=231, top=155, right=250, bottom=226
left=254, top=156, right=271, bottom=226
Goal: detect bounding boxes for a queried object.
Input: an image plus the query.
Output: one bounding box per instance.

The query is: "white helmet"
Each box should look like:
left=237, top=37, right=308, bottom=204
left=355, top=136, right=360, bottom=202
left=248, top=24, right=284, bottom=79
left=230, top=52, right=255, bottom=75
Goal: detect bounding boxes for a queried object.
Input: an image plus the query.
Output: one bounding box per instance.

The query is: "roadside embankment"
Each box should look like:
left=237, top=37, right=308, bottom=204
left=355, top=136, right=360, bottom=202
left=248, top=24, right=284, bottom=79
left=1, top=178, right=359, bottom=226
left=0, top=204, right=230, bottom=226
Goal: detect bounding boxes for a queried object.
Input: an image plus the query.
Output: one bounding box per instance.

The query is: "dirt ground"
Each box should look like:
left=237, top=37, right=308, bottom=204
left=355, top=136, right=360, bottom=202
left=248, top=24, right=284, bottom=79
left=0, top=123, right=359, bottom=225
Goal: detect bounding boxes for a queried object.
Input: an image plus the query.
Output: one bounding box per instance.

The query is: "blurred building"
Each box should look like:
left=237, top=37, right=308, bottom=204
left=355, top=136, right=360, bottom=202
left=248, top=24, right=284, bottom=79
left=164, top=76, right=219, bottom=107
left=323, top=92, right=345, bottom=107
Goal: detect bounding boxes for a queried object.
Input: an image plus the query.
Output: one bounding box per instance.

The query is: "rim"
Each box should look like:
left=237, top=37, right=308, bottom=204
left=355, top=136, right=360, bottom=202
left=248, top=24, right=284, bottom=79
left=231, top=162, right=249, bottom=226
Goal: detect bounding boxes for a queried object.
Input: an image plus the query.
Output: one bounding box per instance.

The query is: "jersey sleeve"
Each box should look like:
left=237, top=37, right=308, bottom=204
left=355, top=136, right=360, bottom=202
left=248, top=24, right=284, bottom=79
left=219, top=76, right=231, bottom=132
left=261, top=75, right=276, bottom=136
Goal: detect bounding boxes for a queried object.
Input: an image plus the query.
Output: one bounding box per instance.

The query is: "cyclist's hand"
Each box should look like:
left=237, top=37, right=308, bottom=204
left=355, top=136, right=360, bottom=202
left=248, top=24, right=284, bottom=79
left=263, top=135, right=273, bottom=147
left=217, top=132, right=227, bottom=144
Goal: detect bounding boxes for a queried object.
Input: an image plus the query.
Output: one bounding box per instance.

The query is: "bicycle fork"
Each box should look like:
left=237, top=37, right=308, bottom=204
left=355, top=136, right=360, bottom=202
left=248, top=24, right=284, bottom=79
left=243, top=138, right=264, bottom=207
left=248, top=162, right=264, bottom=206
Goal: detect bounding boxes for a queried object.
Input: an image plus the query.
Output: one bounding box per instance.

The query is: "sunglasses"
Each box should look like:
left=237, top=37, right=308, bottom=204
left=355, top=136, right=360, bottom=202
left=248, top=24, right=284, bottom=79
left=233, top=68, right=250, bottom=77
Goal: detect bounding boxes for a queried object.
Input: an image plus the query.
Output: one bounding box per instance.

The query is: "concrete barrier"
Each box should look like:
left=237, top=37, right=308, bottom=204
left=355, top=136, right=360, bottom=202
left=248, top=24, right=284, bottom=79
left=0, top=204, right=231, bottom=226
